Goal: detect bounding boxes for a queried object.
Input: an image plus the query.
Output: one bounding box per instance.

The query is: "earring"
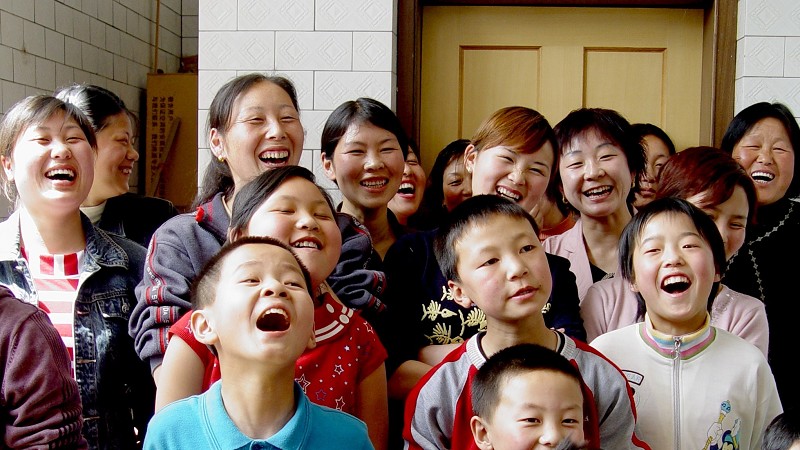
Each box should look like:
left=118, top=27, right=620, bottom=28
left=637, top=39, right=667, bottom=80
left=218, top=155, right=226, bottom=163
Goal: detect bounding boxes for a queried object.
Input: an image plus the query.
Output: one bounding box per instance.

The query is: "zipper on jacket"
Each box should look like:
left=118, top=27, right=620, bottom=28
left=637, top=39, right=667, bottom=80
left=672, top=336, right=682, bottom=449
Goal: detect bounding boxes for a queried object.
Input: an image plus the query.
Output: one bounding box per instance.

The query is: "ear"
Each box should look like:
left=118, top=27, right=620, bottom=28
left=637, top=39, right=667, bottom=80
left=209, top=128, right=226, bottom=161
left=1, top=155, right=14, bottom=183
left=464, top=144, right=477, bottom=174
left=190, top=309, right=219, bottom=347
left=448, top=280, right=474, bottom=308
left=629, top=279, right=639, bottom=293
left=321, top=152, right=337, bottom=182
left=306, top=324, right=317, bottom=351
left=714, top=272, right=721, bottom=283
left=469, top=416, right=494, bottom=450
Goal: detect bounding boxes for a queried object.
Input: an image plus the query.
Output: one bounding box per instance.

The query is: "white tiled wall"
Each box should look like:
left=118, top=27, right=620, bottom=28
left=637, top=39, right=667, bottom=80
left=197, top=0, right=398, bottom=202
left=0, top=0, right=198, bottom=218
left=736, top=0, right=800, bottom=121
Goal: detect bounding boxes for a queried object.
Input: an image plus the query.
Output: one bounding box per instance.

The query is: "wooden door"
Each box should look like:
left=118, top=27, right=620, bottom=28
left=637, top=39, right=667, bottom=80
left=420, top=6, right=704, bottom=170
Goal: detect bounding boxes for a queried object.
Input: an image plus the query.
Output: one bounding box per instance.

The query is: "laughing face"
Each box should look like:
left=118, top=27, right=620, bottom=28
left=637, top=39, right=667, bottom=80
left=241, top=176, right=342, bottom=288
left=195, top=243, right=316, bottom=366
left=85, top=112, right=138, bottom=206
left=731, top=117, right=795, bottom=207
left=448, top=214, right=552, bottom=323
left=210, top=81, right=304, bottom=192
left=2, top=110, right=95, bottom=215
left=465, top=142, right=554, bottom=214
left=388, top=148, right=427, bottom=224
left=630, top=212, right=719, bottom=336
left=559, top=129, right=634, bottom=220
left=322, top=121, right=405, bottom=215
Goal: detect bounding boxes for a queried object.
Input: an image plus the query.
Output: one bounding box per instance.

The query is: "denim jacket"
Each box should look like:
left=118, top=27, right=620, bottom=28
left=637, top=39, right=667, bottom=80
left=0, top=211, right=155, bottom=449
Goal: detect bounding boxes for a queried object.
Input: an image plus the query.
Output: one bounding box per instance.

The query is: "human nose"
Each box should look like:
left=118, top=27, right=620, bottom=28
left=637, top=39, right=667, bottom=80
left=128, top=144, right=140, bottom=161
left=756, top=146, right=774, bottom=165
left=507, top=164, right=526, bottom=185
left=265, top=118, right=287, bottom=140
left=260, top=279, right=288, bottom=298
left=505, top=255, right=529, bottom=280
left=662, top=244, right=684, bottom=266
left=584, top=159, right=604, bottom=179
left=296, top=211, right=321, bottom=230
left=364, top=151, right=385, bottom=170
left=51, top=140, right=72, bottom=159
left=537, top=423, right=563, bottom=447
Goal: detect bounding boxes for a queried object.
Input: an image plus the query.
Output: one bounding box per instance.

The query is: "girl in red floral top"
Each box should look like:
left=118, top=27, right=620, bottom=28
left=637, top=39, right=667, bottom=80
left=155, top=166, right=388, bottom=450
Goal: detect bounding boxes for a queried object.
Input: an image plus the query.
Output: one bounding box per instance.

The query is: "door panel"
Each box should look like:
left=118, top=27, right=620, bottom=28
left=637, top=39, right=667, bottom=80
left=421, top=6, right=704, bottom=170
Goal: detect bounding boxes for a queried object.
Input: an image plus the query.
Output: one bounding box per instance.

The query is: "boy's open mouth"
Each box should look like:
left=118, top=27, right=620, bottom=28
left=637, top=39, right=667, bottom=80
left=256, top=308, right=289, bottom=332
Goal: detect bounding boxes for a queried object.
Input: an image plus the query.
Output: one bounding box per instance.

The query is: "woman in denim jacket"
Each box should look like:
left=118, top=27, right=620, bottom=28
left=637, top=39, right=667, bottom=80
left=0, top=95, right=154, bottom=449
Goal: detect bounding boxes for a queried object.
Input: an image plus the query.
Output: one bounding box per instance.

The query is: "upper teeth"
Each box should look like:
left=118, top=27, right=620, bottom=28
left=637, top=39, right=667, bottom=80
left=399, top=182, right=413, bottom=190
left=751, top=171, right=775, bottom=182
left=46, top=168, right=75, bottom=177
left=584, top=186, right=610, bottom=196
left=363, top=179, right=387, bottom=188
left=262, top=308, right=287, bottom=318
left=260, top=150, right=289, bottom=159
left=663, top=275, right=689, bottom=286
left=293, top=240, right=320, bottom=249
left=496, top=186, right=521, bottom=201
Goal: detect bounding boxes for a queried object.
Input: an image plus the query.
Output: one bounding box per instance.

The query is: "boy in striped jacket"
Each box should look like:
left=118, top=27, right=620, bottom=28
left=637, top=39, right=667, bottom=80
left=402, top=195, right=650, bottom=450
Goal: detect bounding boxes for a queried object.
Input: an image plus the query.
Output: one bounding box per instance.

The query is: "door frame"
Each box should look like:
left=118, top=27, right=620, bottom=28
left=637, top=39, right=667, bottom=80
left=396, top=0, right=735, bottom=148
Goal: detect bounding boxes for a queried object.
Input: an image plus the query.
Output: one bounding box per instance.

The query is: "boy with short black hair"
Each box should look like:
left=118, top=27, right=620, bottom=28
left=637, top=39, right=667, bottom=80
left=403, top=195, right=649, bottom=450
left=470, top=343, right=588, bottom=450
left=143, top=236, right=373, bottom=449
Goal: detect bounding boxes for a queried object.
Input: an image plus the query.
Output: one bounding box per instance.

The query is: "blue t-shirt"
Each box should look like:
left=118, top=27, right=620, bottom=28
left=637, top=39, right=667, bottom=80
left=144, top=381, right=373, bottom=450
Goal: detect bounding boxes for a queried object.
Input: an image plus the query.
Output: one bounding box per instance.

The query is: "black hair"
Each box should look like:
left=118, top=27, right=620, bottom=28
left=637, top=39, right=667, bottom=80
left=228, top=165, right=335, bottom=240
left=471, top=343, right=584, bottom=420
left=54, top=83, right=138, bottom=135
left=720, top=101, right=800, bottom=199
left=320, top=97, right=409, bottom=161
left=763, top=409, right=800, bottom=450
left=409, top=138, right=471, bottom=230
left=190, top=235, right=313, bottom=310
left=194, top=74, right=300, bottom=208
left=554, top=108, right=646, bottom=213
left=434, top=194, right=539, bottom=283
left=630, top=123, right=676, bottom=156
left=618, top=197, right=726, bottom=320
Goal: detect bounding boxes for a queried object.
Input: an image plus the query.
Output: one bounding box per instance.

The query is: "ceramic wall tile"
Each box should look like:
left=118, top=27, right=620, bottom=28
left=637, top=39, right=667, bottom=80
left=238, top=0, right=314, bottom=31
left=740, top=36, right=784, bottom=77
left=352, top=32, right=392, bottom=71
left=199, top=31, right=275, bottom=70
left=313, top=71, right=392, bottom=110
left=199, top=0, right=236, bottom=31
left=275, top=32, right=351, bottom=71
left=315, top=0, right=392, bottom=31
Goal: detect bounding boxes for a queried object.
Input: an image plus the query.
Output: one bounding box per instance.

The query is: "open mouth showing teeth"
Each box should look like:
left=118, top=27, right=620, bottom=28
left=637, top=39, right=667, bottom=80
left=362, top=179, right=388, bottom=188
left=584, top=186, right=612, bottom=198
left=751, top=171, right=775, bottom=183
left=292, top=239, right=320, bottom=250
left=496, top=186, right=521, bottom=202
left=661, top=275, right=690, bottom=294
left=397, top=182, right=414, bottom=194
left=259, top=150, right=290, bottom=165
left=256, top=308, right=289, bottom=332
left=45, top=168, right=75, bottom=181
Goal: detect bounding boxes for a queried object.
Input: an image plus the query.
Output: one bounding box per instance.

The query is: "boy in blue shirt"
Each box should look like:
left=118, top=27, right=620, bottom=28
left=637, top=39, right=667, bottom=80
left=144, top=236, right=373, bottom=449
